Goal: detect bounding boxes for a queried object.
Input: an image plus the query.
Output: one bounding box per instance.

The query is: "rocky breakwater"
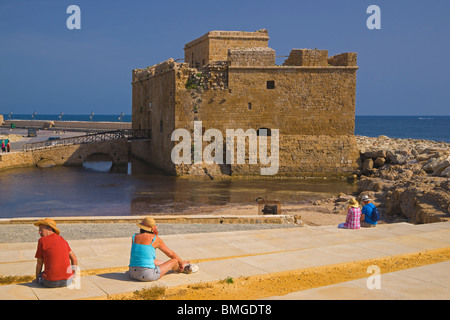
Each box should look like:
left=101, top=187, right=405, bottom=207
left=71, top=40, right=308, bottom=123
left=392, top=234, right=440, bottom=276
left=354, top=135, right=450, bottom=224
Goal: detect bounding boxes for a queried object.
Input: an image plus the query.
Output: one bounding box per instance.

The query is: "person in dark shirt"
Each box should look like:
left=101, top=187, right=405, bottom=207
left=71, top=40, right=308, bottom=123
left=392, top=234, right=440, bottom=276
left=361, top=195, right=377, bottom=227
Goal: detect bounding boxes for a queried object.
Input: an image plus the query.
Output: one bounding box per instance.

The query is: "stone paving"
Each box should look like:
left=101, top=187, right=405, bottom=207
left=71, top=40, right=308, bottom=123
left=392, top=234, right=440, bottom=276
left=0, top=220, right=449, bottom=300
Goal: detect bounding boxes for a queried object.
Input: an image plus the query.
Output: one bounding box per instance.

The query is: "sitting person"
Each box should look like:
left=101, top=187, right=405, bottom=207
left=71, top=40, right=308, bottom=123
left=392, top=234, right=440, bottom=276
left=128, top=217, right=198, bottom=282
left=361, top=195, right=378, bottom=227
left=338, top=198, right=362, bottom=229
left=33, top=218, right=78, bottom=288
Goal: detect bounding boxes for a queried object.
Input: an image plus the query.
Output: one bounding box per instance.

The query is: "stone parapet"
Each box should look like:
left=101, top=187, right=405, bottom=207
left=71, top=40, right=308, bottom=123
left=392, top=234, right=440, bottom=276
left=283, top=49, right=329, bottom=67
left=328, top=52, right=358, bottom=66
left=184, top=29, right=270, bottom=51
left=228, top=47, right=276, bottom=67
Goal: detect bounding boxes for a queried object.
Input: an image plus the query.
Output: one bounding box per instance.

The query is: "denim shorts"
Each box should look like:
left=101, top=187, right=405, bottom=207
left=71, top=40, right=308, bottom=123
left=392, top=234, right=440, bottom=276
left=38, top=273, right=73, bottom=288
left=128, top=266, right=161, bottom=281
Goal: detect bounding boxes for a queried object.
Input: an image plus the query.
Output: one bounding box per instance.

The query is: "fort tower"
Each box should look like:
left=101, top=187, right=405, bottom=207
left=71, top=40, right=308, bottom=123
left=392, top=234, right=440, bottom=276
left=131, top=29, right=359, bottom=177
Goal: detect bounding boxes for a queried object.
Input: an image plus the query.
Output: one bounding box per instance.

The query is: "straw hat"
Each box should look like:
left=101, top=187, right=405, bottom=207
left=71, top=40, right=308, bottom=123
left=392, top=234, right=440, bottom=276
left=137, top=217, right=157, bottom=234
left=34, top=218, right=60, bottom=235
left=347, top=198, right=359, bottom=208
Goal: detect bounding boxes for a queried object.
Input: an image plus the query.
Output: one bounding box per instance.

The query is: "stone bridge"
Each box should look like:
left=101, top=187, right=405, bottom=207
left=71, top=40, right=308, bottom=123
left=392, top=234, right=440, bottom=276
left=39, top=139, right=130, bottom=167
left=0, top=130, right=150, bottom=170
left=0, top=139, right=130, bottom=170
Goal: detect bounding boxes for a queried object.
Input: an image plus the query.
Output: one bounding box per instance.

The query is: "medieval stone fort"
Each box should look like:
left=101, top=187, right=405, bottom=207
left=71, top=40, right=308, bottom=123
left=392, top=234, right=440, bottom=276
left=131, top=29, right=359, bottom=178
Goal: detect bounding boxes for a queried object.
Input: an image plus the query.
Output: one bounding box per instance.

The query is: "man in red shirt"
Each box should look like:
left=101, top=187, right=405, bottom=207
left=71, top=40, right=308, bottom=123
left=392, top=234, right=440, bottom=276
left=34, top=218, right=78, bottom=288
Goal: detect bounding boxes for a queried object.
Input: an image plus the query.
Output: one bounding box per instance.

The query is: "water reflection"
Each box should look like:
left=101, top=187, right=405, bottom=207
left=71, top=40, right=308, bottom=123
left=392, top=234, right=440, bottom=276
left=82, top=154, right=114, bottom=173
left=0, top=158, right=356, bottom=218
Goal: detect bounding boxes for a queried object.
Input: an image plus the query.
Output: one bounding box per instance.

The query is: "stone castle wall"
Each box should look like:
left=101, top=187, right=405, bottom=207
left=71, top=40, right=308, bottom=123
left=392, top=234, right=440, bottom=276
left=131, top=59, right=178, bottom=173
left=173, top=64, right=358, bottom=176
left=227, top=47, right=276, bottom=67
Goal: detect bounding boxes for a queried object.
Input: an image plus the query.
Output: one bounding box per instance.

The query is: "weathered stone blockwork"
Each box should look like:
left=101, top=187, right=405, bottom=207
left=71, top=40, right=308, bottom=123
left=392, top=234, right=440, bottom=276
left=184, top=29, right=270, bottom=68
left=131, top=30, right=359, bottom=178
left=283, top=49, right=329, bottom=67
left=228, top=47, right=276, bottom=67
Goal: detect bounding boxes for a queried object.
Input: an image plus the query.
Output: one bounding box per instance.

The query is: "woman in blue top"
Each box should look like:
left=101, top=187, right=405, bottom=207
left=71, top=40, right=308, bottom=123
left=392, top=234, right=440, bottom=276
left=129, top=217, right=198, bottom=281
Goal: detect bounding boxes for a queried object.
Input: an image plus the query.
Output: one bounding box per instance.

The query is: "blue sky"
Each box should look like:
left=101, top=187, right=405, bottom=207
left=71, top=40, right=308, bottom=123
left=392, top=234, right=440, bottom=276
left=0, top=0, right=449, bottom=116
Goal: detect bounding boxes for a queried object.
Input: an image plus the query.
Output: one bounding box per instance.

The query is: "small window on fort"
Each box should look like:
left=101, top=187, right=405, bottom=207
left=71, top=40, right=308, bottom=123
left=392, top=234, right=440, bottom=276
left=257, top=128, right=272, bottom=136
left=266, top=81, right=275, bottom=89
left=160, top=120, right=163, bottom=133
left=248, top=102, right=252, bottom=110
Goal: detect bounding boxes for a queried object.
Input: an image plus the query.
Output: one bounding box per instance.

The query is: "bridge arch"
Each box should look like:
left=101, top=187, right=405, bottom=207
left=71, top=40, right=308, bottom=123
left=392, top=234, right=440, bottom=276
left=82, top=153, right=114, bottom=172
left=74, top=139, right=129, bottom=167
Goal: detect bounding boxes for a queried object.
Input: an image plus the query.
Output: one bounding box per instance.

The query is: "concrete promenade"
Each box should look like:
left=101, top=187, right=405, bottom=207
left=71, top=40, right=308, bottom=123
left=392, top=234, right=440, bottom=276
left=0, top=220, right=449, bottom=300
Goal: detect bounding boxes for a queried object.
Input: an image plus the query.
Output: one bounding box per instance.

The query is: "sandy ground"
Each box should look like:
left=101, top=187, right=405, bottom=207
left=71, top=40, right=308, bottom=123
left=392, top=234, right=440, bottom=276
left=151, top=201, right=350, bottom=225
left=187, top=199, right=408, bottom=227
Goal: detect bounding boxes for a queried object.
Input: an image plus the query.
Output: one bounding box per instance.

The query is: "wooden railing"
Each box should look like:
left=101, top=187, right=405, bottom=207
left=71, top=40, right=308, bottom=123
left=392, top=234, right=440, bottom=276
left=22, top=129, right=151, bottom=152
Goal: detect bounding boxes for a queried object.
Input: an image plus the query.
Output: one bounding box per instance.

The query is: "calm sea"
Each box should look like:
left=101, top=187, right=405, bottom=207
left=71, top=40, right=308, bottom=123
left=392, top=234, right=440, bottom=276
left=355, top=116, right=450, bottom=143
left=4, top=114, right=449, bottom=142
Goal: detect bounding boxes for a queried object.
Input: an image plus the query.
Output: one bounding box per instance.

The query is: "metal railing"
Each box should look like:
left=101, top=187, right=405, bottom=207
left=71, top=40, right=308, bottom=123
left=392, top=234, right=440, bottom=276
left=22, top=129, right=151, bottom=152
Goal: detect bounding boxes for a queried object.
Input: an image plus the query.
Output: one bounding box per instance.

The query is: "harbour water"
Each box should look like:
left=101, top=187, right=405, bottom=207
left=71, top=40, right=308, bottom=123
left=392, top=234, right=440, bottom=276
left=0, top=157, right=355, bottom=218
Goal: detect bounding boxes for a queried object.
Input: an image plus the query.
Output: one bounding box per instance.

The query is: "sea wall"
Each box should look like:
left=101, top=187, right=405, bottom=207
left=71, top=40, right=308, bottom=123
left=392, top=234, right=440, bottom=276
left=3, top=120, right=131, bottom=130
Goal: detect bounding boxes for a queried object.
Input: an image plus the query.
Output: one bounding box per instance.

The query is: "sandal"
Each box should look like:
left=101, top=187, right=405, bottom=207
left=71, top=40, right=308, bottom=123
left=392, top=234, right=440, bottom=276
left=182, top=263, right=199, bottom=274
